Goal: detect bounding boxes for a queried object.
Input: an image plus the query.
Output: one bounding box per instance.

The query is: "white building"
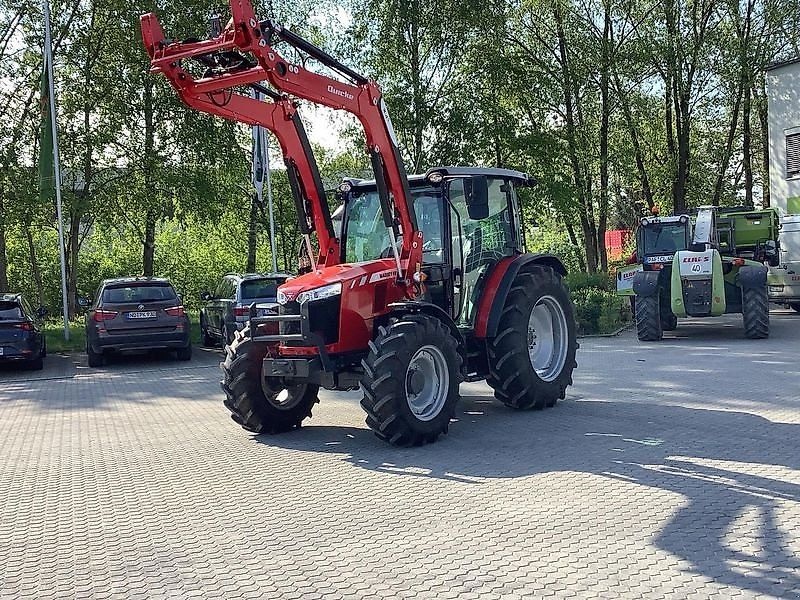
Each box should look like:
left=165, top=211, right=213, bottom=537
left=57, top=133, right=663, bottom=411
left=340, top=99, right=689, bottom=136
left=767, top=59, right=800, bottom=215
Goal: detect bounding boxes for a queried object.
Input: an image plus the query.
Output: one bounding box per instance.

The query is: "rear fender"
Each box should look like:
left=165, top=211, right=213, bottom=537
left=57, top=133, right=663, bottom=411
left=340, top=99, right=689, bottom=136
left=737, top=265, right=768, bottom=290
left=632, top=270, right=661, bottom=298
left=475, top=254, right=568, bottom=339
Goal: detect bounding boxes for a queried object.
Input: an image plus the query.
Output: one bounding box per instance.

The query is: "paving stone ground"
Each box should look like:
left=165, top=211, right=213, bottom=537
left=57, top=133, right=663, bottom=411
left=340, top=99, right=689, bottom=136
left=1, top=310, right=799, bottom=599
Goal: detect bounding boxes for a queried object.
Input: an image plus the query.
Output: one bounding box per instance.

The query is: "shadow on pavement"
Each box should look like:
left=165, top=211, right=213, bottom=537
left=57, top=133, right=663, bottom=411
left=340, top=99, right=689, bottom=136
left=255, top=396, right=800, bottom=598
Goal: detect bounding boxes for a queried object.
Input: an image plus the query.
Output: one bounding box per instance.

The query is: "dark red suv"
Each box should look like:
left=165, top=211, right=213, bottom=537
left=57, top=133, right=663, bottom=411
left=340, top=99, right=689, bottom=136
left=0, top=293, right=47, bottom=370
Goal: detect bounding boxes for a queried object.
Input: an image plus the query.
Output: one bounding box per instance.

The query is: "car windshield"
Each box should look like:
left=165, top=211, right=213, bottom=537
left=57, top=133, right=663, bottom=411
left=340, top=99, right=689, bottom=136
left=343, top=189, right=444, bottom=264
left=102, top=284, right=177, bottom=304
left=0, top=302, right=22, bottom=320
left=641, top=223, right=688, bottom=255
left=240, top=279, right=281, bottom=300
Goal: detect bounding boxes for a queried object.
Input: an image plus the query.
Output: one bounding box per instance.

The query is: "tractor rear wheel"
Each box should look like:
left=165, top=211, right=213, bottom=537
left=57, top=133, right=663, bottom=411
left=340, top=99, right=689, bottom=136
left=742, top=286, right=769, bottom=339
left=635, top=294, right=663, bottom=341
left=360, top=314, right=461, bottom=446
left=221, top=327, right=319, bottom=434
left=486, top=267, right=577, bottom=410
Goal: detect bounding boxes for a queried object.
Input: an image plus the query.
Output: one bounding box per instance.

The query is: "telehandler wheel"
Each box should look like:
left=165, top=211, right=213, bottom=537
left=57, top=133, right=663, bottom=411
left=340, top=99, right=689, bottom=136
left=221, top=327, right=319, bottom=434
left=360, top=314, right=461, bottom=446
left=742, top=286, right=769, bottom=339
left=486, top=267, right=577, bottom=410
left=661, top=311, right=678, bottom=331
left=635, top=294, right=662, bottom=341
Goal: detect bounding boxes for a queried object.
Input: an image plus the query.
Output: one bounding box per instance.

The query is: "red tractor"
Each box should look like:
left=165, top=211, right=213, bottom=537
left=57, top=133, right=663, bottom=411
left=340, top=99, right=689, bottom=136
left=141, top=1, right=578, bottom=446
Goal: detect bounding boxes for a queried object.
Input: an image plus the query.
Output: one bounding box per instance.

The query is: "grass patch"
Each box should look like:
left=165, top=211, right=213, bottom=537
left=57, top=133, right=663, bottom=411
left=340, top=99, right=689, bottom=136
left=43, top=311, right=203, bottom=354
left=43, top=319, right=87, bottom=353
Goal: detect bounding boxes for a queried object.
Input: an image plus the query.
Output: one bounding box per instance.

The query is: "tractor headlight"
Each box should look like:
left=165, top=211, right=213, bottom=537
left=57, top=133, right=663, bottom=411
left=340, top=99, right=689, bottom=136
left=276, top=289, right=290, bottom=305
left=296, top=282, right=342, bottom=304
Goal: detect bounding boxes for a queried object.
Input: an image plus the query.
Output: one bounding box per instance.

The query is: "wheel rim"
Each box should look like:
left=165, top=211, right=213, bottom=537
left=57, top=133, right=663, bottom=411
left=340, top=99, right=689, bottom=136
left=262, top=381, right=308, bottom=411
left=405, top=345, right=449, bottom=421
left=527, top=295, right=569, bottom=382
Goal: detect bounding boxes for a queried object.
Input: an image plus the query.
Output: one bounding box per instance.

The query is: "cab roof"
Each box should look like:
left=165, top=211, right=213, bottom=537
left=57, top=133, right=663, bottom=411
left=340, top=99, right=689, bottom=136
left=344, top=166, right=532, bottom=190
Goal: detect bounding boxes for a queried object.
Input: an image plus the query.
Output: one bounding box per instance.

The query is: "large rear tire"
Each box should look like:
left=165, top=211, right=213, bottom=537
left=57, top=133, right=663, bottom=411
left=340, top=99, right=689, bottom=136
left=635, top=294, right=663, bottom=341
left=486, top=267, right=577, bottom=410
left=742, top=286, right=769, bottom=339
left=360, top=314, right=461, bottom=446
left=660, top=311, right=678, bottom=331
left=221, top=327, right=319, bottom=434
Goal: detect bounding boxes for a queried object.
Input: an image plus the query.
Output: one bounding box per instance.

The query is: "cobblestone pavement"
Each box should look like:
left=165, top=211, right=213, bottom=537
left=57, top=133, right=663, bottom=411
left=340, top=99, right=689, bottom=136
left=1, top=311, right=799, bottom=599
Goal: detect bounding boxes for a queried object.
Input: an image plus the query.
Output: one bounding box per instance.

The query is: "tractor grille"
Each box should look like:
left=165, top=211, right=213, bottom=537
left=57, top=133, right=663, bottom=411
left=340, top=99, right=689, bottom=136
left=279, top=298, right=341, bottom=345
left=279, top=301, right=301, bottom=336
left=309, top=296, right=341, bottom=345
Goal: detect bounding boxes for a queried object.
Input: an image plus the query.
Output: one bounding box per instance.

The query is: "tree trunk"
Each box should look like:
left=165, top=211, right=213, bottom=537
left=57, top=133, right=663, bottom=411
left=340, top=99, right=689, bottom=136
left=554, top=5, right=595, bottom=272
left=0, top=196, right=7, bottom=292
left=615, top=72, right=654, bottom=210
left=743, top=84, right=753, bottom=207
left=24, top=224, right=44, bottom=306
left=712, top=78, right=744, bottom=207
left=598, top=2, right=611, bottom=272
left=143, top=211, right=156, bottom=276
left=756, top=80, right=770, bottom=207
left=67, top=211, right=80, bottom=319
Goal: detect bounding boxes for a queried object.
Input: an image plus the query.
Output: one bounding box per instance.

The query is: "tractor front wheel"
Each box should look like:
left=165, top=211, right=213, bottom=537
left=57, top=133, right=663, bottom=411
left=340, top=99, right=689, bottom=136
left=635, top=294, right=663, bottom=341
left=486, top=267, right=577, bottom=410
left=742, top=287, right=769, bottom=339
left=221, top=327, right=319, bottom=434
left=360, top=314, right=461, bottom=446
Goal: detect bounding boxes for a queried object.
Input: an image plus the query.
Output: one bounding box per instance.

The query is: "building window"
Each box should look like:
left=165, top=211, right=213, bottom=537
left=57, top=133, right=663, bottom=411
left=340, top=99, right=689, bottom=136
left=787, top=132, right=800, bottom=179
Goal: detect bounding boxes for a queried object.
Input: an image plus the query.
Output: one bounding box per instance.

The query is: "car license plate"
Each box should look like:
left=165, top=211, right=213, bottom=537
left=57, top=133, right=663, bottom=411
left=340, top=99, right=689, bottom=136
left=126, top=311, right=156, bottom=320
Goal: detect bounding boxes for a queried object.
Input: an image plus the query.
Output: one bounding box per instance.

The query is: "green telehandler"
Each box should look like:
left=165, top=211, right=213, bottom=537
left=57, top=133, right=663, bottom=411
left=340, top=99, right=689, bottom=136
left=620, top=207, right=770, bottom=341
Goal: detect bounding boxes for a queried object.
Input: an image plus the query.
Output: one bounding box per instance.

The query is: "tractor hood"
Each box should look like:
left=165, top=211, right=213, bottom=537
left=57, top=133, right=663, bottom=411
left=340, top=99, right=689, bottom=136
left=276, top=260, right=399, bottom=305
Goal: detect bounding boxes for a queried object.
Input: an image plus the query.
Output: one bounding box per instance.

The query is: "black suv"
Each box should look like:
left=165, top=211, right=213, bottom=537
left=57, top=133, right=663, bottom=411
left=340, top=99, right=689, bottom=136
left=85, top=277, right=191, bottom=367
left=0, top=293, right=47, bottom=370
left=200, top=273, right=289, bottom=346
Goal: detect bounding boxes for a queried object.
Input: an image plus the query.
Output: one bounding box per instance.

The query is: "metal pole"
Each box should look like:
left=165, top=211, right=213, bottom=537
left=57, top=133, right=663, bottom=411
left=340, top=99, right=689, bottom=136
left=42, top=0, right=70, bottom=341
left=251, top=87, right=278, bottom=273
left=264, top=133, right=277, bottom=273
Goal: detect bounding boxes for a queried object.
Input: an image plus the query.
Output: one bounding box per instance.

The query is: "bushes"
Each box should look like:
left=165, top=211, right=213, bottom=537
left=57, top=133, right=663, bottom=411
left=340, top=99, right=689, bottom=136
left=567, top=272, right=631, bottom=335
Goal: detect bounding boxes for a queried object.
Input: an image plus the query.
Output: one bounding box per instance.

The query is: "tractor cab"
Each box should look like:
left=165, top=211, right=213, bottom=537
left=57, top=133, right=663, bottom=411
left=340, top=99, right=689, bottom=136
left=338, top=167, right=529, bottom=329
left=636, top=215, right=691, bottom=270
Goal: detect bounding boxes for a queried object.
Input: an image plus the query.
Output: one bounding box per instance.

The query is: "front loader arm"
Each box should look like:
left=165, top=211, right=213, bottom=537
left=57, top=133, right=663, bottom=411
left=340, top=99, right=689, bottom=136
left=141, top=1, right=422, bottom=283
left=140, top=12, right=338, bottom=267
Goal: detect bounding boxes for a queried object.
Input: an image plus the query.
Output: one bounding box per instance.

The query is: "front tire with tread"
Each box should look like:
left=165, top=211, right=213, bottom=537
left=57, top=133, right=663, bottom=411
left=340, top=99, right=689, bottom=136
left=742, top=286, right=769, bottom=339
left=360, top=314, right=461, bottom=446
left=221, top=327, right=319, bottom=434
left=635, top=294, right=663, bottom=341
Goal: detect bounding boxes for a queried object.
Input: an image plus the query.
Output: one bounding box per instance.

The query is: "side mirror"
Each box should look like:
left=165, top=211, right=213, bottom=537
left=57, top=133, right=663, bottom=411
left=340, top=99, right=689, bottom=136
left=200, top=291, right=212, bottom=301
left=37, top=306, right=48, bottom=318
left=464, top=176, right=489, bottom=220
left=77, top=296, right=90, bottom=307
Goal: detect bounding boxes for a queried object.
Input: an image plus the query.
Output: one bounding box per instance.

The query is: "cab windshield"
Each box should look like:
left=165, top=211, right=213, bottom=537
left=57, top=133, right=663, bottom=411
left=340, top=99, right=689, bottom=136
left=640, top=223, right=688, bottom=255
left=342, top=189, right=444, bottom=264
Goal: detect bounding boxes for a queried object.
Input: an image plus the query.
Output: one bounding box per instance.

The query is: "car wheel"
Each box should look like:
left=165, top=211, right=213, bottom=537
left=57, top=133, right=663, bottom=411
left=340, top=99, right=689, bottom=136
left=87, top=344, right=105, bottom=368
left=176, top=344, right=192, bottom=361
left=200, top=313, right=214, bottom=347
left=29, top=356, right=44, bottom=371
